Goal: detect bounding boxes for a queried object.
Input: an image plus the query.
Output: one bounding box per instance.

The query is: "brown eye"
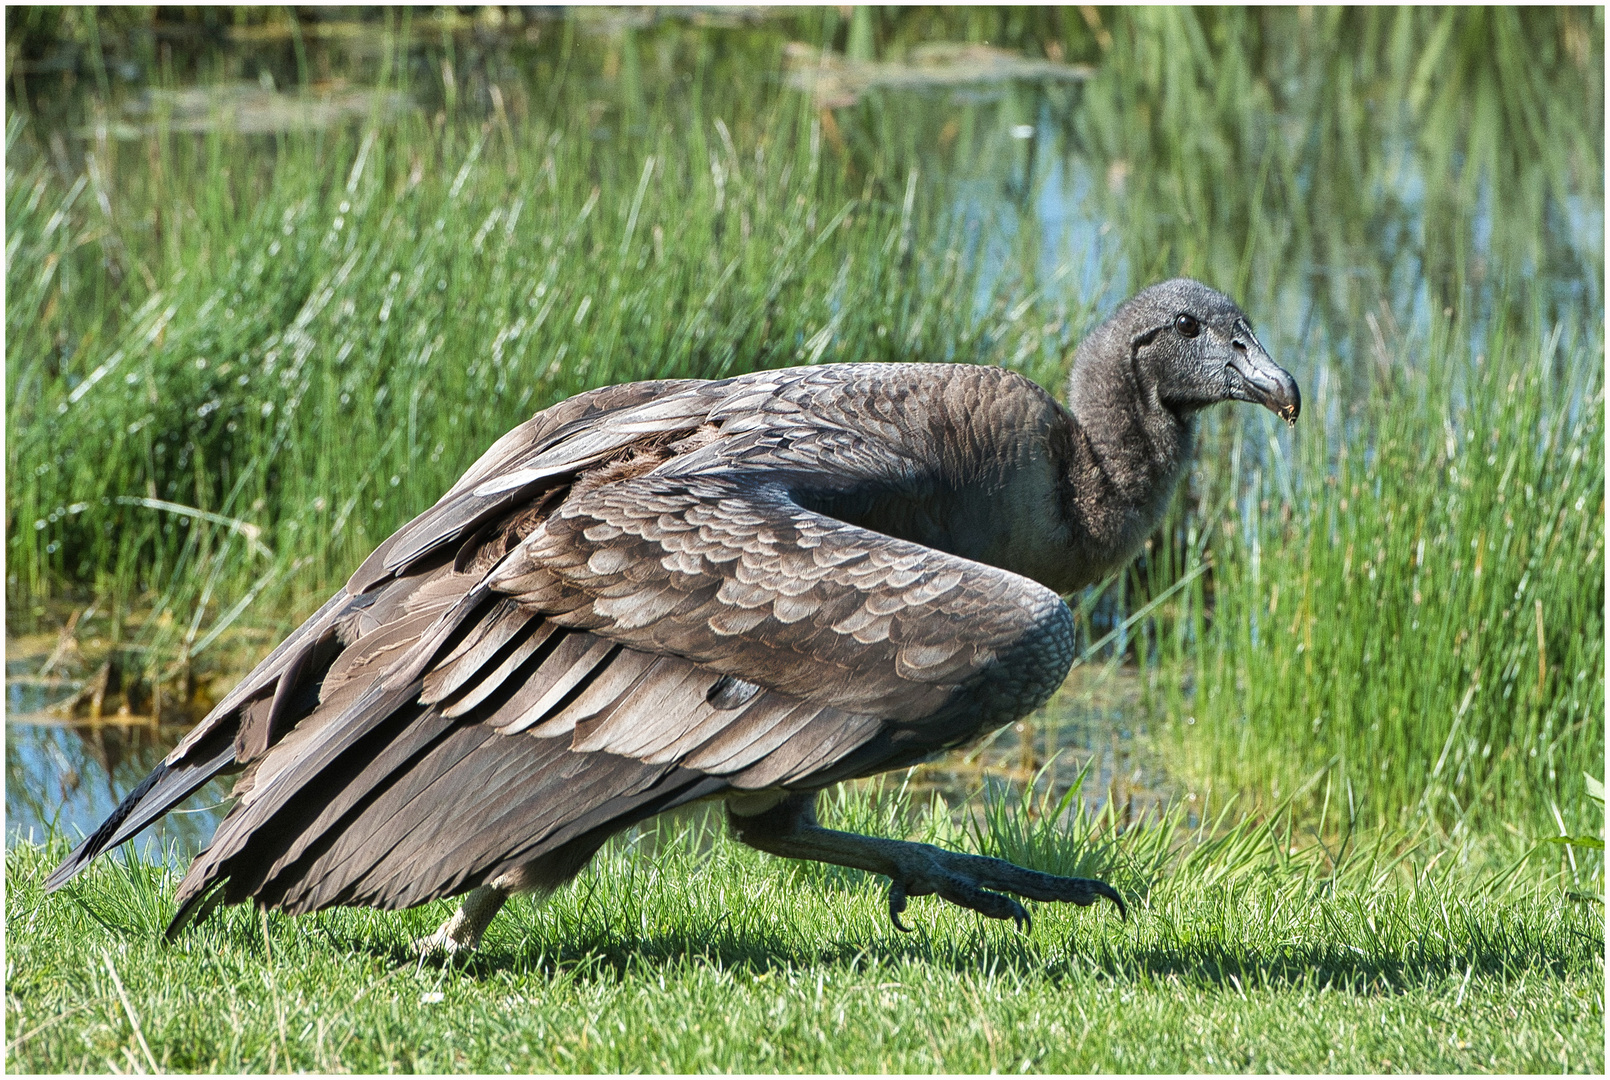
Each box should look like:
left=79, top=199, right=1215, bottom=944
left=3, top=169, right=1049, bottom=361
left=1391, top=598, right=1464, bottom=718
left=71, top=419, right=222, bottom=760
left=1174, top=313, right=1201, bottom=338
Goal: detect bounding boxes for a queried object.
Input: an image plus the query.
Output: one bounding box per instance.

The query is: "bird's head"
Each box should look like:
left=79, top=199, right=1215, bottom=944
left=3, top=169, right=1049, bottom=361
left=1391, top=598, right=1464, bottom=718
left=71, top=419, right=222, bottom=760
left=1070, top=278, right=1300, bottom=424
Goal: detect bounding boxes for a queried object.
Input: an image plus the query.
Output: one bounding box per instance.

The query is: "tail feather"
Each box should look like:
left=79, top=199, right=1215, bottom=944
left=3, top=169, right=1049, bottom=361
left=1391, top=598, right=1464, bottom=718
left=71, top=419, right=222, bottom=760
left=164, top=879, right=226, bottom=942
left=44, top=724, right=238, bottom=892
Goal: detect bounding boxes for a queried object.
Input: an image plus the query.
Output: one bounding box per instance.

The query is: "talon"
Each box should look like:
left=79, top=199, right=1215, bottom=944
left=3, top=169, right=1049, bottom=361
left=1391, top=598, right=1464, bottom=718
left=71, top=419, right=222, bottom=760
left=888, top=880, right=913, bottom=933
left=1011, top=901, right=1031, bottom=934
left=412, top=930, right=467, bottom=961
left=1059, top=876, right=1129, bottom=921
left=1096, top=881, right=1128, bottom=921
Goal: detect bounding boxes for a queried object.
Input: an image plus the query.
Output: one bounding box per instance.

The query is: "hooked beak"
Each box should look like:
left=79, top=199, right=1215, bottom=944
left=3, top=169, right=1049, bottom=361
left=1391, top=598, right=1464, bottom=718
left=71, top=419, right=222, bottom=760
left=1227, top=339, right=1301, bottom=424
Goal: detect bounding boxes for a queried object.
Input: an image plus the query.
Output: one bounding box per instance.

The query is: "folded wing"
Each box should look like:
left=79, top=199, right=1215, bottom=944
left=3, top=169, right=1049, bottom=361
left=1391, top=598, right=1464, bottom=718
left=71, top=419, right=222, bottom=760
left=47, top=365, right=1076, bottom=931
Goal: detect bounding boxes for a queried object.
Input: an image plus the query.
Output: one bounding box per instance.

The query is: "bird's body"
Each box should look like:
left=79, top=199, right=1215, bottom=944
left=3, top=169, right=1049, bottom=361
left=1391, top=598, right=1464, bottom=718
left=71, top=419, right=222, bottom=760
left=48, top=278, right=1298, bottom=946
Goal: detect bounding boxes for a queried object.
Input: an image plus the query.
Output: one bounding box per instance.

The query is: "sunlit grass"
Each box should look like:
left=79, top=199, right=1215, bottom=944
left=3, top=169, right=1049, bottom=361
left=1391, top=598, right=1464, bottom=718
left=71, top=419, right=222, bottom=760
left=8, top=777, right=1602, bottom=1073
left=5, top=90, right=998, bottom=635
left=1147, top=304, right=1605, bottom=841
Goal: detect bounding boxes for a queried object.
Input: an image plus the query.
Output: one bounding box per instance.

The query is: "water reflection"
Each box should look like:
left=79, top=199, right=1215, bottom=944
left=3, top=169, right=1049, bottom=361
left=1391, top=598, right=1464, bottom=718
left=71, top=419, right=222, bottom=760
left=6, top=718, right=229, bottom=861
left=912, top=662, right=1174, bottom=827
left=4, top=657, right=1164, bottom=865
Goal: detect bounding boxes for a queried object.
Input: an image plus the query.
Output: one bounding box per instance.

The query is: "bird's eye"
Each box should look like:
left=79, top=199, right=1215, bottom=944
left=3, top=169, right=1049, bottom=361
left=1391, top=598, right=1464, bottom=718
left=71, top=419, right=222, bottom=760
left=1174, top=313, right=1201, bottom=338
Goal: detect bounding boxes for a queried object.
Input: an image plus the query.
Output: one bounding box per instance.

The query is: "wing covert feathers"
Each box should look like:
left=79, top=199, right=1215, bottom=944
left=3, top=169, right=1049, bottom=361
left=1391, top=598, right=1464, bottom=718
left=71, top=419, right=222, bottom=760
left=490, top=475, right=1064, bottom=722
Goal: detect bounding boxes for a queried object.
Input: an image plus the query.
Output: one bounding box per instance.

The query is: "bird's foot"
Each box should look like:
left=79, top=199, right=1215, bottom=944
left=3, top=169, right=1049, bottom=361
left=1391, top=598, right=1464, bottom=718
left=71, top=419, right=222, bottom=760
left=727, top=792, right=1124, bottom=936
left=411, top=923, right=476, bottom=958
left=411, top=884, right=508, bottom=959
left=882, top=844, right=1126, bottom=934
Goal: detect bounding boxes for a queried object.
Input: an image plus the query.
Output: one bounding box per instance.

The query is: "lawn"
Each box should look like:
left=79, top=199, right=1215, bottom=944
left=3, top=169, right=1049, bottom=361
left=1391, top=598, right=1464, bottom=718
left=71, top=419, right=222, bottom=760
left=8, top=780, right=1603, bottom=1073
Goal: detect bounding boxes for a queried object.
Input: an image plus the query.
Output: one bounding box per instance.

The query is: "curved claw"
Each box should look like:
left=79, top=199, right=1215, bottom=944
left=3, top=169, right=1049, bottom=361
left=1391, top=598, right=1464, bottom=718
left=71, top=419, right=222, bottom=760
left=888, top=880, right=913, bottom=933
left=1094, top=881, right=1128, bottom=922
left=1049, top=874, right=1129, bottom=921
left=411, top=929, right=470, bottom=961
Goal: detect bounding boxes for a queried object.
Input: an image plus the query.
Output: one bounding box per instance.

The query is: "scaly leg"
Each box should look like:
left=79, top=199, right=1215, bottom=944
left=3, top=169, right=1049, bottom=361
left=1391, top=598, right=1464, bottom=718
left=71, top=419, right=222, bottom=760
left=728, top=791, right=1126, bottom=933
left=412, top=884, right=510, bottom=956
left=410, top=833, right=607, bottom=957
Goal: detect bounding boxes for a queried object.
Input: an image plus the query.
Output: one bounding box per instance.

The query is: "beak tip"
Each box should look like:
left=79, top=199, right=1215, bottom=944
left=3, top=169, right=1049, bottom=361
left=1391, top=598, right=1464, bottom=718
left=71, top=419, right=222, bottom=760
left=1227, top=346, right=1300, bottom=424
left=1256, top=364, right=1300, bottom=425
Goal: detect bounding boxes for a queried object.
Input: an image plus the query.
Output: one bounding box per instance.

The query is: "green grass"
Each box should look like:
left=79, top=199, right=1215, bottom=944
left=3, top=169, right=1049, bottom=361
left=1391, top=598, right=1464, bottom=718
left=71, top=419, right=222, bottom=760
left=4, top=68, right=995, bottom=641
left=1142, top=304, right=1606, bottom=840
left=7, top=779, right=1602, bottom=1073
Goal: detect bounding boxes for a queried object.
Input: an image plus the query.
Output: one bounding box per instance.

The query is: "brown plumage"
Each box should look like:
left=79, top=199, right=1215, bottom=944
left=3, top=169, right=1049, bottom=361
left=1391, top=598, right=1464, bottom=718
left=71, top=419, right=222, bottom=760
left=47, top=277, right=1298, bottom=947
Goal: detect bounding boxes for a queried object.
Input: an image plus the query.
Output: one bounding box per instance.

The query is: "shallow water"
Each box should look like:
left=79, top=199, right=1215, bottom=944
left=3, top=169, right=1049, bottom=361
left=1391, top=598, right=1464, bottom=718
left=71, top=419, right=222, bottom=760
left=5, top=638, right=226, bottom=859
left=4, top=650, right=1167, bottom=868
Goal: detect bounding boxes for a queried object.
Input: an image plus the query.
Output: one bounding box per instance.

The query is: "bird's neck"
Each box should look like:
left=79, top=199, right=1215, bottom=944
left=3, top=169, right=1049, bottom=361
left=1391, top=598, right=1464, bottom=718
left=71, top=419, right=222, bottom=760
left=1054, top=349, right=1196, bottom=591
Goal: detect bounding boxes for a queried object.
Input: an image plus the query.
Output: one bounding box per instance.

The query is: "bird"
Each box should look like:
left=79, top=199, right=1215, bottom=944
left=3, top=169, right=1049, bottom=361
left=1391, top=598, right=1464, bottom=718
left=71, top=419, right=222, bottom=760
left=46, top=277, right=1298, bottom=953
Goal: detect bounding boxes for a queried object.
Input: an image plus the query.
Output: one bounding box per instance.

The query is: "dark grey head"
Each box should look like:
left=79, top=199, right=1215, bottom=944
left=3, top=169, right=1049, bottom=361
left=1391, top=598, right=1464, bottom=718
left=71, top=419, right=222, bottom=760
left=1071, top=278, right=1300, bottom=424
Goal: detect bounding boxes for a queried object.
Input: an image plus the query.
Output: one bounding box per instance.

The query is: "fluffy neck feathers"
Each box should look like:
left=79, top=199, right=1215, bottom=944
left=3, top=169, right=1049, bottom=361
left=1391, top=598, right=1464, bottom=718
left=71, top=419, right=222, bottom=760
left=1054, top=329, right=1196, bottom=589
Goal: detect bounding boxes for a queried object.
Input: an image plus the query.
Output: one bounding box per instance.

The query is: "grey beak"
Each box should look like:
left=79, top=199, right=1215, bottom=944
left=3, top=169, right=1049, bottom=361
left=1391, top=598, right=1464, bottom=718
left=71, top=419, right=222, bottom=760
left=1227, top=340, right=1300, bottom=423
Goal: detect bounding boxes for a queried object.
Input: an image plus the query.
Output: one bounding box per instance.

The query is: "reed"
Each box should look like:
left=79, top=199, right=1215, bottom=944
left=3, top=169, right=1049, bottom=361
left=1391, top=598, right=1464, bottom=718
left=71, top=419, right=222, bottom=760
left=6, top=39, right=1004, bottom=667
left=5, top=7, right=1601, bottom=840
left=1162, top=305, right=1604, bottom=839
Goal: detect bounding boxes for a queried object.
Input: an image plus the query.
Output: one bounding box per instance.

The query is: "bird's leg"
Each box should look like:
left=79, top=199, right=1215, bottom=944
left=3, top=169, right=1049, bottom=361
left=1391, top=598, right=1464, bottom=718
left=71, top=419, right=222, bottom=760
left=411, top=839, right=598, bottom=958
left=412, top=884, right=509, bottom=957
left=727, top=791, right=1126, bottom=933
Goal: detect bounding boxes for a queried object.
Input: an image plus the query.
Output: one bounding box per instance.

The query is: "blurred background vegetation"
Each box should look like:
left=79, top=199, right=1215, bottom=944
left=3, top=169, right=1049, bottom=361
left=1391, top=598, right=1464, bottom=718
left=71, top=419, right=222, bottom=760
left=4, top=7, right=1603, bottom=854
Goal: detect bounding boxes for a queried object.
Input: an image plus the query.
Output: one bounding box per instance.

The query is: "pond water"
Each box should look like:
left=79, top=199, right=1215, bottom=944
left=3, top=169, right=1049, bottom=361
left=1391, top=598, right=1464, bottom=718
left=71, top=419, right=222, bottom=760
left=6, top=641, right=231, bottom=858
left=6, top=639, right=1167, bottom=866
left=6, top=9, right=1601, bottom=861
